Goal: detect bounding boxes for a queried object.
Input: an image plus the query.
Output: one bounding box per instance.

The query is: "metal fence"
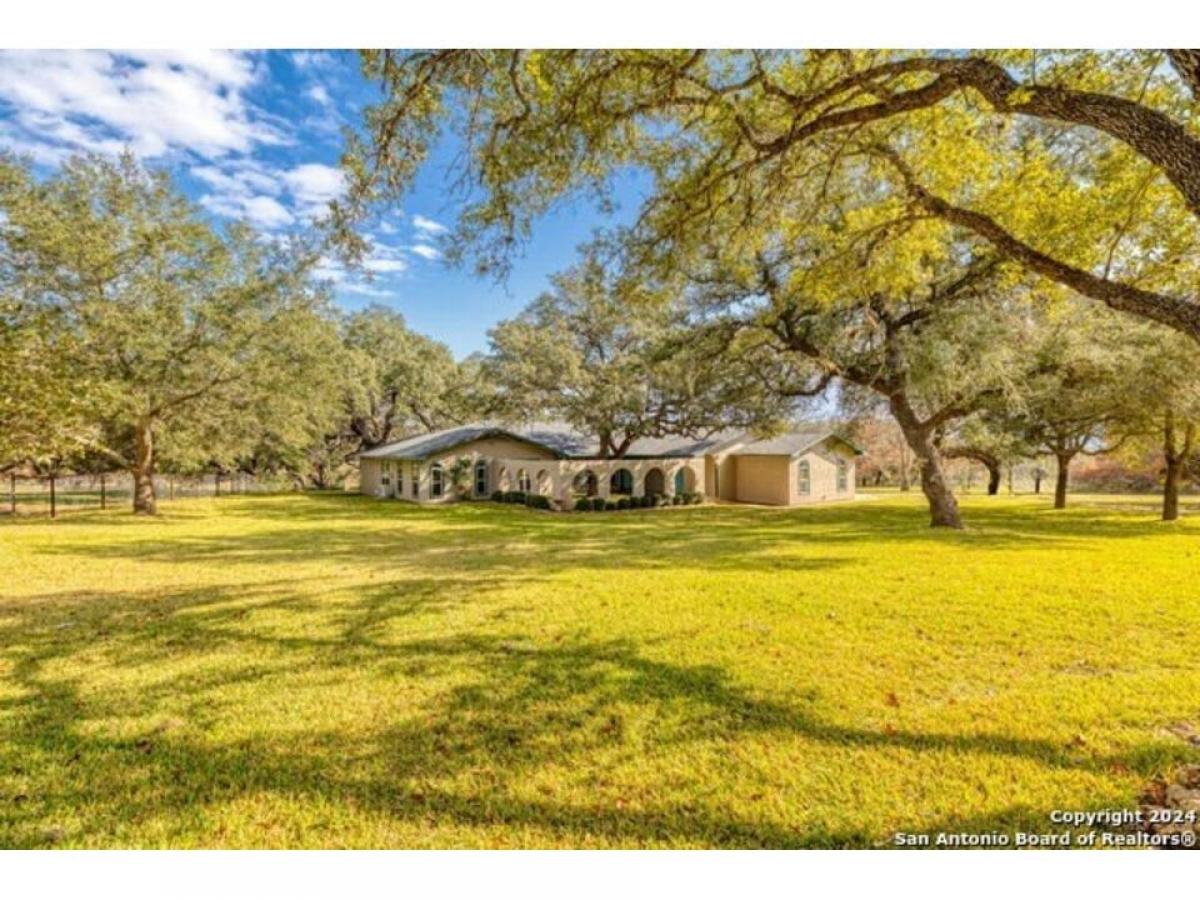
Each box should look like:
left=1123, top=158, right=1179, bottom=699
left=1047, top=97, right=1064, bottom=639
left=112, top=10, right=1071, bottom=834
left=1, top=471, right=285, bottom=517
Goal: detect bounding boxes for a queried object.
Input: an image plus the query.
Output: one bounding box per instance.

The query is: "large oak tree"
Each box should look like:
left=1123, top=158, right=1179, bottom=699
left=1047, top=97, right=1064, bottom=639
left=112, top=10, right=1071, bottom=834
left=0, top=153, right=343, bottom=514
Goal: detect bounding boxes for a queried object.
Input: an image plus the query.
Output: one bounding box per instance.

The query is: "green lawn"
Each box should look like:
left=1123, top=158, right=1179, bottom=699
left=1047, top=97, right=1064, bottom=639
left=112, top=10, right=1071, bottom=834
left=2, top=491, right=1198, bottom=848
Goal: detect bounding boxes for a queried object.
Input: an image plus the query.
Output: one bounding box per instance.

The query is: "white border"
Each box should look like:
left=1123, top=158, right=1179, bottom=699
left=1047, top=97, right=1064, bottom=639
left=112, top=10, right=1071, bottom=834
left=2, top=849, right=1196, bottom=899
left=0, top=1, right=1192, bottom=49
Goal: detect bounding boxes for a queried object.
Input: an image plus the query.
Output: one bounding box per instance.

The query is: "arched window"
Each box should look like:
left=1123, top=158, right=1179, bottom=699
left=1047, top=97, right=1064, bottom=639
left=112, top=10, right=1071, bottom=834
left=430, top=463, right=445, bottom=499
left=797, top=460, right=811, bottom=496
left=474, top=461, right=488, bottom=497
left=836, top=458, right=848, bottom=492
left=610, top=468, right=633, bottom=495
left=572, top=470, right=598, bottom=497
left=517, top=468, right=532, bottom=492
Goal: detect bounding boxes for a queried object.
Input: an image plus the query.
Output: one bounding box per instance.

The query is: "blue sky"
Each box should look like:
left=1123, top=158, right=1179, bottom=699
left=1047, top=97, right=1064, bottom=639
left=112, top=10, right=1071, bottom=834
left=0, top=49, right=645, bottom=357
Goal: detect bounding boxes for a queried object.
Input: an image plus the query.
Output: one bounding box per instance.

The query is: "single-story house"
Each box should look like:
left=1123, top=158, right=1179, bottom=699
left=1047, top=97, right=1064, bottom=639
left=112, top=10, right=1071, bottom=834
left=358, top=422, right=860, bottom=509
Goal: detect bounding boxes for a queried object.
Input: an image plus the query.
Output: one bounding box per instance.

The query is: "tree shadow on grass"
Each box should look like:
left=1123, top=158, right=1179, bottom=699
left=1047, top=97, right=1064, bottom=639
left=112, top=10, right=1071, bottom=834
left=2, top=576, right=1194, bottom=847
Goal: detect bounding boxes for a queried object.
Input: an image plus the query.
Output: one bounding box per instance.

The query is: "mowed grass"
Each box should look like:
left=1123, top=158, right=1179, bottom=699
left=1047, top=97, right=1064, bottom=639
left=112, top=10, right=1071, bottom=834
left=1, top=491, right=1198, bottom=848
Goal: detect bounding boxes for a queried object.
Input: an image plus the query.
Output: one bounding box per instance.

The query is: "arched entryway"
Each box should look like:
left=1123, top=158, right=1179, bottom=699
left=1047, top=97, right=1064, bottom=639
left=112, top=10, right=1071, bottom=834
left=610, top=468, right=633, bottom=496
left=572, top=469, right=598, bottom=497
left=644, top=467, right=665, bottom=496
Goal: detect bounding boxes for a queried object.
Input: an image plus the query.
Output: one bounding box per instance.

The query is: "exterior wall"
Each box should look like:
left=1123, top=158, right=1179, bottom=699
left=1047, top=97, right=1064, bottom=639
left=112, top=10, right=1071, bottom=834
left=359, top=436, right=558, bottom=502
left=490, top=456, right=705, bottom=509
left=733, top=455, right=793, bottom=506
left=704, top=453, right=739, bottom=501
left=359, top=433, right=856, bottom=509
left=791, top=443, right=857, bottom=504
left=426, top=437, right=558, bottom=503
left=360, top=458, right=383, bottom=497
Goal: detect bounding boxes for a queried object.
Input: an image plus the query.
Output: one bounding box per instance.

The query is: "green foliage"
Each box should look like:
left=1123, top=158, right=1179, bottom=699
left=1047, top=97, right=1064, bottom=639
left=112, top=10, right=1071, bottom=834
left=341, top=305, right=481, bottom=450
left=341, top=50, right=1200, bottom=345
left=0, top=153, right=344, bottom=508
left=591, top=497, right=607, bottom=512
left=485, top=239, right=792, bottom=456
left=574, top=498, right=592, bottom=512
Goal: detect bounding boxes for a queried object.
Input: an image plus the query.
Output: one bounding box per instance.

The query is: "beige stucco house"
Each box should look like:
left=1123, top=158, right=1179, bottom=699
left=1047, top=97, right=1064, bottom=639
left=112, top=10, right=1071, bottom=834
left=358, top=423, right=860, bottom=509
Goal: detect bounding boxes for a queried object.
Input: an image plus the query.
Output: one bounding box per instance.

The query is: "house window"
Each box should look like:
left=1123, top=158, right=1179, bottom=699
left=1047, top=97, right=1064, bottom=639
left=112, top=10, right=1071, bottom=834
left=517, top=468, right=531, bottom=493
left=797, top=460, right=810, bottom=496
left=474, top=461, right=488, bottom=497
left=431, top=463, right=445, bottom=499
left=411, top=464, right=420, bottom=499
left=837, top=458, right=848, bottom=492
left=610, top=468, right=633, bottom=495
left=396, top=463, right=404, bottom=495
left=381, top=460, right=391, bottom=486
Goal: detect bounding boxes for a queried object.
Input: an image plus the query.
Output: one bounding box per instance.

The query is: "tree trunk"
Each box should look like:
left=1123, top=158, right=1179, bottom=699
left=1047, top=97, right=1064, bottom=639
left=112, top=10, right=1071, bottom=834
left=1034, top=469, right=1042, bottom=494
left=132, top=422, right=157, bottom=515
left=985, top=461, right=1001, bottom=496
left=1163, top=458, right=1182, bottom=521
left=1162, top=411, right=1194, bottom=522
left=890, top=399, right=963, bottom=528
left=1053, top=453, right=1072, bottom=510
left=49, top=474, right=56, bottom=519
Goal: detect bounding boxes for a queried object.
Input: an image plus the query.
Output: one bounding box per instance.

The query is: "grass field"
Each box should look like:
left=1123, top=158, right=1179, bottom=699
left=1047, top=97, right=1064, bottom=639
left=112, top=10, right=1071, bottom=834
left=2, top=491, right=1198, bottom=848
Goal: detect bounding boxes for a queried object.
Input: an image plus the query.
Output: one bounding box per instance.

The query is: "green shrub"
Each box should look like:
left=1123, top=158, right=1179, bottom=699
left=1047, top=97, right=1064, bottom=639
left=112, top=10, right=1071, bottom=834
left=671, top=494, right=683, bottom=506
left=574, top=498, right=592, bottom=512
left=592, top=497, right=606, bottom=511
left=490, top=490, right=505, bottom=502
left=527, top=494, right=551, bottom=510
left=658, top=494, right=671, bottom=507
left=689, top=492, right=703, bottom=505
left=617, top=497, right=631, bottom=510
left=505, top=491, right=526, bottom=504
left=605, top=500, right=619, bottom=511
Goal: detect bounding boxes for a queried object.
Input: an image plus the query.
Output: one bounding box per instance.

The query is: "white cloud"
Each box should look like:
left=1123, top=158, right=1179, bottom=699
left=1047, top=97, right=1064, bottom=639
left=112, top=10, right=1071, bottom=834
left=340, top=282, right=394, bottom=299
left=193, top=159, right=345, bottom=230
left=0, top=50, right=284, bottom=162
left=200, top=192, right=294, bottom=229
left=291, top=51, right=337, bottom=71
left=412, top=214, right=448, bottom=236
left=281, top=162, right=345, bottom=218
left=409, top=243, right=441, bottom=261
left=306, top=84, right=331, bottom=107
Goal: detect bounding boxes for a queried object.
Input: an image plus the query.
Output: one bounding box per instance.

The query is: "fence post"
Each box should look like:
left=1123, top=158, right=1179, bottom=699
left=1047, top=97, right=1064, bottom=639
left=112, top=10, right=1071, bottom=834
left=49, top=474, right=57, bottom=519
left=100, top=472, right=107, bottom=510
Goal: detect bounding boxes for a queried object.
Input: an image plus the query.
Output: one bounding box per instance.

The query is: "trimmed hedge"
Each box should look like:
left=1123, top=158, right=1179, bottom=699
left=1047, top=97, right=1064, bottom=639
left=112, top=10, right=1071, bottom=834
left=591, top=497, right=606, bottom=511
left=671, top=494, right=683, bottom=506
left=574, top=498, right=592, bottom=512
left=605, top=500, right=619, bottom=511
left=617, top=497, right=631, bottom=510
left=490, top=490, right=505, bottom=502
left=525, top=494, right=551, bottom=510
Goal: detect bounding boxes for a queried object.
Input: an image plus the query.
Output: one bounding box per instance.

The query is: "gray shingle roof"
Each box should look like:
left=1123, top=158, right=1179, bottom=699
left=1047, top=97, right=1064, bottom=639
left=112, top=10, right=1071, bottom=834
left=734, top=429, right=863, bottom=457
left=358, top=421, right=856, bottom=461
